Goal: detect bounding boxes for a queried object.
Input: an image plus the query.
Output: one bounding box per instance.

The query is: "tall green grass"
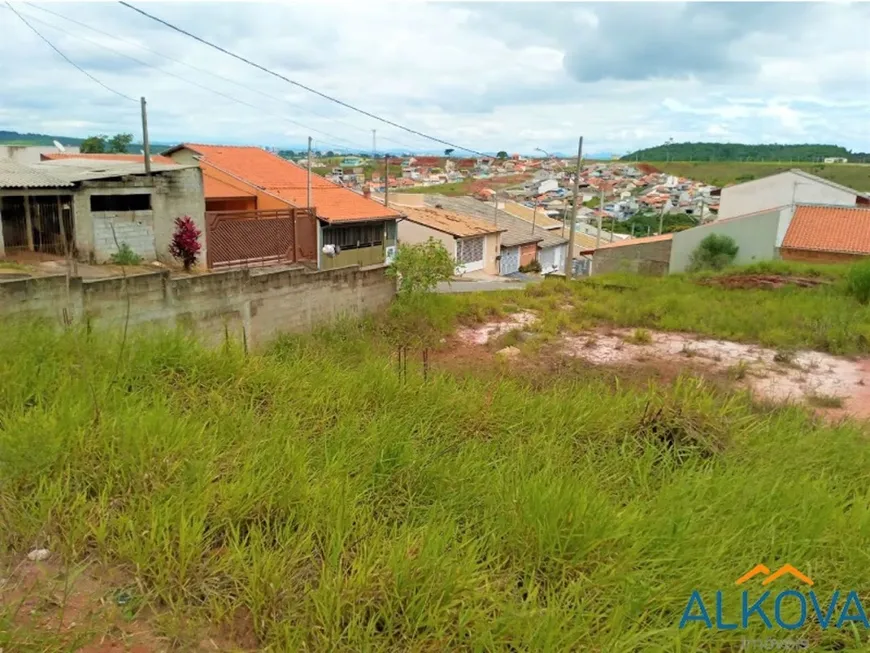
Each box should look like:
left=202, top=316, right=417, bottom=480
left=457, top=271, right=870, bottom=356
left=1, top=319, right=869, bottom=650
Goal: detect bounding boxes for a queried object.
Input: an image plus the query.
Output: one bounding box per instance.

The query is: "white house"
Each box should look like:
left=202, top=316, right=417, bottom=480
left=717, top=169, right=870, bottom=220
left=394, top=201, right=504, bottom=275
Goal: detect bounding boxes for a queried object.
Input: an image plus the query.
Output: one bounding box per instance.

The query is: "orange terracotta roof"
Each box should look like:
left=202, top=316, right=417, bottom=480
left=399, top=205, right=504, bottom=237
left=176, top=144, right=401, bottom=223
left=202, top=169, right=256, bottom=198
left=782, top=205, right=870, bottom=254
left=41, top=152, right=175, bottom=164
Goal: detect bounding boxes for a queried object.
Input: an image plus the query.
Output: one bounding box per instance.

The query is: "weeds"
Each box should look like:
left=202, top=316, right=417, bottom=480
left=109, top=243, right=142, bottom=266
left=626, top=328, right=653, bottom=345
left=2, top=310, right=870, bottom=649
left=728, top=360, right=750, bottom=380
left=806, top=393, right=845, bottom=409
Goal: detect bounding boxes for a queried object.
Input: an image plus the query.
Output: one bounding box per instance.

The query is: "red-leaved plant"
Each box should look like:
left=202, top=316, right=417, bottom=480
left=169, top=216, right=202, bottom=271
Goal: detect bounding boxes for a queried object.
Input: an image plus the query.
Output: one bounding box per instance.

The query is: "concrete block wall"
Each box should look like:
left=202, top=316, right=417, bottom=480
left=93, top=215, right=157, bottom=262
left=0, top=264, right=396, bottom=350
left=72, top=167, right=206, bottom=267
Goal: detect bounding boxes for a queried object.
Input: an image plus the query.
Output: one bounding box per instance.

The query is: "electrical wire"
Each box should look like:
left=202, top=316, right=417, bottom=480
left=6, top=1, right=137, bottom=102
left=119, top=1, right=489, bottom=157
left=24, top=1, right=424, bottom=153
left=3, top=5, right=374, bottom=152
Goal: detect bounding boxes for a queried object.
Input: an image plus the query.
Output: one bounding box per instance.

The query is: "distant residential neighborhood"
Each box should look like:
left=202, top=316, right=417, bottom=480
left=1, top=138, right=870, bottom=283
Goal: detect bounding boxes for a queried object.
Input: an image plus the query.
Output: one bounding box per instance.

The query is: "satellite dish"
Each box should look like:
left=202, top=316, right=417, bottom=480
left=53, top=140, right=66, bottom=153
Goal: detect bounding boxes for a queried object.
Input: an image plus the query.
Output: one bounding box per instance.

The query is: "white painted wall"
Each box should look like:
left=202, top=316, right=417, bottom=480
left=0, top=146, right=81, bottom=164
left=718, top=171, right=857, bottom=220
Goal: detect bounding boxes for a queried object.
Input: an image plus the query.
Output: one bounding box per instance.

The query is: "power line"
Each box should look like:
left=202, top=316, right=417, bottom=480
left=119, top=1, right=489, bottom=157
left=6, top=1, right=137, bottom=102
left=25, top=2, right=423, bottom=152
left=5, top=5, right=373, bottom=152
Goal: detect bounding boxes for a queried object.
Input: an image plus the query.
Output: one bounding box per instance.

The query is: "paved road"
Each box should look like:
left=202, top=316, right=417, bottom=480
left=435, top=279, right=538, bottom=293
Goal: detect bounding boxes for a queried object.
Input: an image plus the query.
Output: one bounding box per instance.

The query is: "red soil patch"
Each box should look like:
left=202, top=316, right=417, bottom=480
left=1, top=556, right=252, bottom=652
left=700, top=274, right=831, bottom=290
left=636, top=163, right=661, bottom=175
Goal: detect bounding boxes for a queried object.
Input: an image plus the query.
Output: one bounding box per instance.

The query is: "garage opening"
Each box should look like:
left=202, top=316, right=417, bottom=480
left=1, top=195, right=75, bottom=255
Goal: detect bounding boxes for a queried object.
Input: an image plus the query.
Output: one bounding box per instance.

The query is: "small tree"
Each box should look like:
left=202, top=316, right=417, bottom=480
left=387, top=238, right=455, bottom=296
left=169, top=216, right=202, bottom=271
left=108, top=133, right=133, bottom=153
left=496, top=151, right=508, bottom=160
left=80, top=135, right=107, bottom=153
left=846, top=259, right=870, bottom=304
left=444, top=148, right=454, bottom=157
left=688, top=234, right=739, bottom=272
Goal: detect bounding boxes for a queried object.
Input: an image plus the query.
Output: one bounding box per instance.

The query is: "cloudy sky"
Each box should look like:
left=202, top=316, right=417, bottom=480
left=1, top=1, right=869, bottom=156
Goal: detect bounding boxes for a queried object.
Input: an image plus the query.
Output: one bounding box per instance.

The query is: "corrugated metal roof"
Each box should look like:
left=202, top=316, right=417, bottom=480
left=0, top=159, right=72, bottom=188
left=422, top=195, right=568, bottom=249
left=37, top=159, right=193, bottom=182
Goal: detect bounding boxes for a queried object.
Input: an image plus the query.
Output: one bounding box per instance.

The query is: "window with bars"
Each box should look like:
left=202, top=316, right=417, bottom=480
left=456, top=236, right=484, bottom=264
left=322, top=223, right=384, bottom=251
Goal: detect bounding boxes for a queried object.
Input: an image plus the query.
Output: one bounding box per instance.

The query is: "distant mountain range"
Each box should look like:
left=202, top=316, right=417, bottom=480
left=0, top=130, right=170, bottom=153
left=623, top=142, right=870, bottom=163
left=5, top=130, right=866, bottom=163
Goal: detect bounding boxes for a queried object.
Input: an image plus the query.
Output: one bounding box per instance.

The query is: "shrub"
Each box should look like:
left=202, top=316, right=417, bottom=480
left=519, top=259, right=542, bottom=274
left=845, top=259, right=870, bottom=304
left=688, top=234, right=739, bottom=272
left=110, top=242, right=142, bottom=266
left=627, top=328, right=653, bottom=345
left=169, top=216, right=202, bottom=271
left=387, top=238, right=456, bottom=296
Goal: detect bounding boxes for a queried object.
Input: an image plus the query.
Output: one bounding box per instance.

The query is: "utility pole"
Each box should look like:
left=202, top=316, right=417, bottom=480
left=595, top=182, right=603, bottom=249
left=566, top=136, right=583, bottom=279
left=307, top=136, right=312, bottom=208
left=658, top=202, right=665, bottom=235
left=531, top=201, right=537, bottom=234
left=140, top=96, right=151, bottom=176
left=384, top=155, right=390, bottom=207
left=492, top=189, right=498, bottom=227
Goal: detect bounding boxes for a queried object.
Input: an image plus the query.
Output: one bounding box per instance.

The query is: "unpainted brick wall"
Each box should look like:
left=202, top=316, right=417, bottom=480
left=0, top=265, right=396, bottom=349
left=93, top=215, right=157, bottom=262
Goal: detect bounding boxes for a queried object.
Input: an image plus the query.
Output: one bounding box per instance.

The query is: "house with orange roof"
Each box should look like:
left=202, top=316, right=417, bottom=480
left=780, top=205, right=870, bottom=263
left=164, top=143, right=403, bottom=270
left=669, top=201, right=870, bottom=273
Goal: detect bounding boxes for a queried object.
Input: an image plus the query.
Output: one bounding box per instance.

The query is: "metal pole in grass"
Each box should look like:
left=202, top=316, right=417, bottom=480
left=566, top=135, right=583, bottom=279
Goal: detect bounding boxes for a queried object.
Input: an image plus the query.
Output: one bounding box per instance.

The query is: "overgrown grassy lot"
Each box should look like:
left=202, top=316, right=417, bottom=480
left=2, top=267, right=870, bottom=650
left=651, top=160, right=870, bottom=191
left=436, top=261, right=870, bottom=356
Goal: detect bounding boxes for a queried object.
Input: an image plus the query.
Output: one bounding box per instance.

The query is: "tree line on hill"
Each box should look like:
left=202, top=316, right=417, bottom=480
left=622, top=142, right=870, bottom=163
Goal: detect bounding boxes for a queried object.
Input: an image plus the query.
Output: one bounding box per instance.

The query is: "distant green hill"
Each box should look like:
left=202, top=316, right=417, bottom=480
left=0, top=129, right=171, bottom=153
left=650, top=161, right=870, bottom=192
left=623, top=142, right=870, bottom=163
left=0, top=130, right=85, bottom=147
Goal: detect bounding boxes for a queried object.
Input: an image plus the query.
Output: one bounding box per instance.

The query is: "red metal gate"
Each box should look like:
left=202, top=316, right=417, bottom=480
left=205, top=208, right=317, bottom=270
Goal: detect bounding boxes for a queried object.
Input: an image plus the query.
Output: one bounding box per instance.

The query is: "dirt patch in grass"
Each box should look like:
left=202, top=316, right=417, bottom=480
left=700, top=274, right=832, bottom=290
left=455, top=311, right=537, bottom=345
left=562, top=328, right=870, bottom=419
left=1, top=556, right=243, bottom=652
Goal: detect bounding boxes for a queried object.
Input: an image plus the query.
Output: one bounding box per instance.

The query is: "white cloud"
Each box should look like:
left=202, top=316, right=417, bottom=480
left=0, top=1, right=868, bottom=156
